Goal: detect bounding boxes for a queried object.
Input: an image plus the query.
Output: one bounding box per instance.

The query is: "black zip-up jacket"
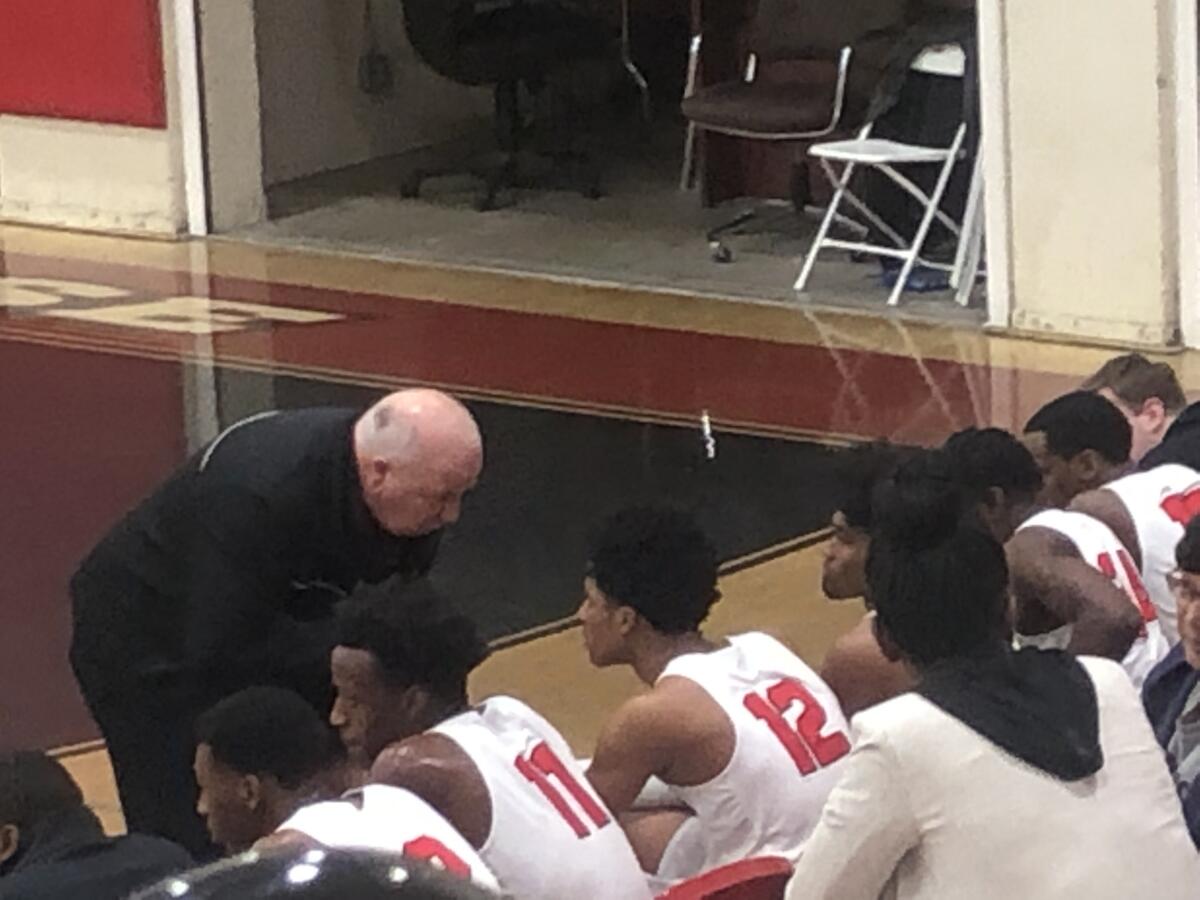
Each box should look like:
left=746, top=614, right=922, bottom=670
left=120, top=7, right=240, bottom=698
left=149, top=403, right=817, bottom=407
left=70, top=408, right=440, bottom=691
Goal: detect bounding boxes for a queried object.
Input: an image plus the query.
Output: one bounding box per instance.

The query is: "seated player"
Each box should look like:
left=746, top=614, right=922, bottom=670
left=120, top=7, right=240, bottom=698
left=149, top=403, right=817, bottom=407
left=819, top=443, right=917, bottom=717
left=193, top=686, right=356, bottom=854
left=1015, top=392, right=1169, bottom=683
left=0, top=751, right=191, bottom=900
left=195, top=688, right=497, bottom=889
left=269, top=786, right=499, bottom=891
left=579, top=507, right=851, bottom=888
left=1082, top=352, right=1187, bottom=464
left=330, top=578, right=651, bottom=900
left=1070, top=460, right=1200, bottom=645
left=785, top=453, right=1200, bottom=900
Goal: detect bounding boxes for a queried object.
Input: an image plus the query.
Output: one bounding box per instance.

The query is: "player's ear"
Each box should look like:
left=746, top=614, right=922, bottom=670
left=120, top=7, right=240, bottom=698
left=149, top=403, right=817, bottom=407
left=1072, top=450, right=1109, bottom=485
left=615, top=605, right=639, bottom=635
left=0, top=824, right=19, bottom=866
left=239, top=773, right=263, bottom=811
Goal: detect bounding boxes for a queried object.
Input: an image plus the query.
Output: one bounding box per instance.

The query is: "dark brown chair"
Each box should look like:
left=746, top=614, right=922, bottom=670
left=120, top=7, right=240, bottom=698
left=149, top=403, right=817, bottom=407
left=679, top=0, right=867, bottom=261
left=398, top=0, right=616, bottom=211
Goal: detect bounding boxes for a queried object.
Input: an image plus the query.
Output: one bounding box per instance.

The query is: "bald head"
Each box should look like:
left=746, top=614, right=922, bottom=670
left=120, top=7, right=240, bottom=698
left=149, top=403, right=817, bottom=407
left=354, top=390, right=483, bottom=536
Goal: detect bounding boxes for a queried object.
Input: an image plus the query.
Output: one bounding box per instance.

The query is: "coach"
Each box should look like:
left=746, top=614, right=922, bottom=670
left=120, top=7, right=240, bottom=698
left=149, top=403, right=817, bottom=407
left=68, top=389, right=483, bottom=856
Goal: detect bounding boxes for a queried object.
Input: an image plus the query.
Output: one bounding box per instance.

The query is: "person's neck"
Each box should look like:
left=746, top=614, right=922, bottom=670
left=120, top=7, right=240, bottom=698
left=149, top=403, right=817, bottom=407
left=631, top=632, right=718, bottom=685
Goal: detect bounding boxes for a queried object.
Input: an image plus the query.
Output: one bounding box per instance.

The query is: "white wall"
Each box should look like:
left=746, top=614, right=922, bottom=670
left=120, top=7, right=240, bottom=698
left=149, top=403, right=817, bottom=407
left=999, top=0, right=1182, bottom=346
left=254, top=0, right=491, bottom=187
left=199, top=0, right=268, bottom=231
left=0, top=1, right=187, bottom=235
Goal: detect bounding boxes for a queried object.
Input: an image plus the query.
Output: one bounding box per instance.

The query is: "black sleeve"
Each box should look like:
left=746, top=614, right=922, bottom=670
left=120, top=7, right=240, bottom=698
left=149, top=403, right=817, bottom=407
left=180, top=485, right=334, bottom=677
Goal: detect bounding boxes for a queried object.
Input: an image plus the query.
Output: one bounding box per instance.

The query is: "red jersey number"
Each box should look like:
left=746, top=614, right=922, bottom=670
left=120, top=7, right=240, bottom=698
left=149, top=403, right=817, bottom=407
left=403, top=835, right=471, bottom=878
left=1096, top=548, right=1157, bottom=635
left=1161, top=487, right=1200, bottom=526
left=744, top=678, right=850, bottom=776
left=515, top=741, right=610, bottom=838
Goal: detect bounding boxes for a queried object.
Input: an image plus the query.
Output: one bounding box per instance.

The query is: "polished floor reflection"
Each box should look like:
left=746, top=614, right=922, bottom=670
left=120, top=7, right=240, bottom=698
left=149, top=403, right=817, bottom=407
left=1, top=221, right=1193, bottom=761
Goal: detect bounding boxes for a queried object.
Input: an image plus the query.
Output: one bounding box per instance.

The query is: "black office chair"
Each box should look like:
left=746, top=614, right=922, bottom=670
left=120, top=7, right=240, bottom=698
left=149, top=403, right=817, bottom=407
left=398, top=0, right=616, bottom=211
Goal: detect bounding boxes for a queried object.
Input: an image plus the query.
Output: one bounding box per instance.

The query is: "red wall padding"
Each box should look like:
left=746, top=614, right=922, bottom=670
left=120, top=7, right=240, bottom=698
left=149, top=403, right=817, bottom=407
left=0, top=0, right=167, bottom=128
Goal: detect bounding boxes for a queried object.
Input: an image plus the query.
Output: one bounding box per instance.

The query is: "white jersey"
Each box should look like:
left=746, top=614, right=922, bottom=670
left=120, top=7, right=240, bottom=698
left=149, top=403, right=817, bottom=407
left=654, top=632, right=851, bottom=877
left=1103, top=463, right=1200, bottom=644
left=277, top=784, right=500, bottom=891
left=431, top=695, right=651, bottom=900
left=1015, top=509, right=1170, bottom=686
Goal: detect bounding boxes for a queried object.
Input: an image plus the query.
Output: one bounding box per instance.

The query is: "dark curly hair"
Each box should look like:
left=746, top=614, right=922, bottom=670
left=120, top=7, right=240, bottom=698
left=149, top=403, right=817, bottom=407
left=867, top=450, right=1009, bottom=667
left=943, top=427, right=1042, bottom=505
left=336, top=578, right=490, bottom=706
left=587, top=506, right=720, bottom=634
left=195, top=687, right=343, bottom=789
left=1024, top=391, right=1132, bottom=466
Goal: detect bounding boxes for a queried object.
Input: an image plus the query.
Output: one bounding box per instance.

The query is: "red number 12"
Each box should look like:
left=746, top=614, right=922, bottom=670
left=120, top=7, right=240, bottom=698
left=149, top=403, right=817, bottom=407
left=744, top=679, right=850, bottom=776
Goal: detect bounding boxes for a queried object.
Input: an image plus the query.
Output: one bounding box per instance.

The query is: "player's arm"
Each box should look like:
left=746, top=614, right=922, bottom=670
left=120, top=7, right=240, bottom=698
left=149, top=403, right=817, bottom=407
left=820, top=615, right=915, bottom=718
left=370, top=733, right=490, bottom=848
left=1069, top=489, right=1142, bottom=569
left=1006, top=527, right=1141, bottom=660
left=586, top=692, right=687, bottom=817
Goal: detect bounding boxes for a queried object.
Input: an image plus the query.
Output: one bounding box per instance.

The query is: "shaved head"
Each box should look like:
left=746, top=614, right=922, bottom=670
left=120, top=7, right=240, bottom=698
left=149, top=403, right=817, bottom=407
left=354, top=390, right=483, bottom=536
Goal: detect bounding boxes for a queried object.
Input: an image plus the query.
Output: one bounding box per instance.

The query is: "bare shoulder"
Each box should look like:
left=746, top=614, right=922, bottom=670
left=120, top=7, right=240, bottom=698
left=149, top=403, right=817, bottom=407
left=1007, top=525, right=1077, bottom=563
left=254, top=830, right=323, bottom=852
left=1070, top=489, right=1140, bottom=563
left=822, top=615, right=913, bottom=716
left=370, top=733, right=475, bottom=801
left=598, top=679, right=722, bottom=752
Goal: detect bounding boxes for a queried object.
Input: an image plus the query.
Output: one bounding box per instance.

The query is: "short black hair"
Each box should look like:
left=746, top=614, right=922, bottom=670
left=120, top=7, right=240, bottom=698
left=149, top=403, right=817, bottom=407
left=1082, top=353, right=1187, bottom=414
left=834, top=442, right=918, bottom=530
left=1178, top=516, right=1200, bottom=573
left=336, top=577, right=490, bottom=705
left=866, top=450, right=1009, bottom=668
left=943, top=427, right=1042, bottom=504
left=588, top=506, right=720, bottom=634
left=195, top=687, right=342, bottom=789
left=1024, top=391, right=1132, bottom=465
left=0, top=752, right=89, bottom=831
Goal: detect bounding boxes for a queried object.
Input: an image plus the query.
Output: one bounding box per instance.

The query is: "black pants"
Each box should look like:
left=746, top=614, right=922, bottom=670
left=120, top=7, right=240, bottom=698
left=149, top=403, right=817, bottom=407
left=69, top=663, right=218, bottom=860
left=69, top=581, right=336, bottom=860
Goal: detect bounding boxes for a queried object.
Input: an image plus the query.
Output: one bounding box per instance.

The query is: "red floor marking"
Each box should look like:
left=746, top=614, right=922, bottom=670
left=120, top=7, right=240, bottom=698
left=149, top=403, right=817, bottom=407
left=0, top=251, right=1077, bottom=443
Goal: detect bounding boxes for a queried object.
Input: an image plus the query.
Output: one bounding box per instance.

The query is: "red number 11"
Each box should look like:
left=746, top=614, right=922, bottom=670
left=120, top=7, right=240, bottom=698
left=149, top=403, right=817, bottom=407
left=744, top=679, right=850, bottom=776
left=515, top=741, right=610, bottom=838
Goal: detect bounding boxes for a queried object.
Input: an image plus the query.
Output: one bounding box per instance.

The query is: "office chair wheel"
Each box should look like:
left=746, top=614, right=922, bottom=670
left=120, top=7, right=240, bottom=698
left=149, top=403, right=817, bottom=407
left=710, top=241, right=733, bottom=264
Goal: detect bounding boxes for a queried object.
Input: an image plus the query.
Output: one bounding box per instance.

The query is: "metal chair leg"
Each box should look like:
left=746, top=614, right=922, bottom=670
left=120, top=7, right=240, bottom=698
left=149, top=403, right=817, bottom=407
left=886, top=124, right=968, bottom=306
left=794, top=159, right=858, bottom=293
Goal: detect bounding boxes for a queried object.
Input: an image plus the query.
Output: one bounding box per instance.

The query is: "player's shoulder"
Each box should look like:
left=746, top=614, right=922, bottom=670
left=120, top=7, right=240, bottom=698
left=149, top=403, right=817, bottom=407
left=371, top=733, right=474, bottom=797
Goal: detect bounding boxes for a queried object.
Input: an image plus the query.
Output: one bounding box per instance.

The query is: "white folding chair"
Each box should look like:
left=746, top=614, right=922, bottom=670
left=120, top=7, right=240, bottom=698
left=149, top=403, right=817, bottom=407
left=794, top=45, right=972, bottom=306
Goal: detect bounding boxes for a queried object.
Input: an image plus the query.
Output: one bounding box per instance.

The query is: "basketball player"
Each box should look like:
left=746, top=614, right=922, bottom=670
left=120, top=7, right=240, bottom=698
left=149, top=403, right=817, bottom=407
left=192, top=687, right=356, bottom=854
left=195, top=690, right=497, bottom=889
left=1069, top=463, right=1200, bottom=646
left=819, top=444, right=917, bottom=716
left=579, top=507, right=850, bottom=888
left=267, top=787, right=500, bottom=891
left=1012, top=393, right=1169, bottom=683
left=329, top=578, right=651, bottom=900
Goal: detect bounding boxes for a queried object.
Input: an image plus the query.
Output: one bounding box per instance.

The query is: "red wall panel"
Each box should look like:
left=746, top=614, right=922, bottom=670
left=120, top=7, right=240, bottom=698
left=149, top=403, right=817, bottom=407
left=0, top=0, right=167, bottom=128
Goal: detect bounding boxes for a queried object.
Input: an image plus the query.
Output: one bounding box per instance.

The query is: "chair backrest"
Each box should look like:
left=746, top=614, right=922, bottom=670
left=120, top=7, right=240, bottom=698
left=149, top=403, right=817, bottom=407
left=656, top=857, right=794, bottom=900
left=396, top=0, right=481, bottom=85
